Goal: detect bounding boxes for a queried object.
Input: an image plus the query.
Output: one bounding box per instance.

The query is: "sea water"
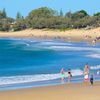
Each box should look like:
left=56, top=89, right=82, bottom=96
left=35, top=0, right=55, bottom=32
left=0, top=38, right=100, bottom=91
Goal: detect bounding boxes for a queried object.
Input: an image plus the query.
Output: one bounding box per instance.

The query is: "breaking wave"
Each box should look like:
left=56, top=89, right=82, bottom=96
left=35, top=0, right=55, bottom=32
left=86, top=54, right=100, bottom=59
left=0, top=69, right=83, bottom=86
left=90, top=65, right=100, bottom=70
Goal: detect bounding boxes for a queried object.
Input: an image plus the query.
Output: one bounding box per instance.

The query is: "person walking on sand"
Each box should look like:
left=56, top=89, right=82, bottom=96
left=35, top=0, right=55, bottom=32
left=67, top=69, right=72, bottom=83
left=60, top=68, right=65, bottom=83
left=84, top=63, right=89, bottom=85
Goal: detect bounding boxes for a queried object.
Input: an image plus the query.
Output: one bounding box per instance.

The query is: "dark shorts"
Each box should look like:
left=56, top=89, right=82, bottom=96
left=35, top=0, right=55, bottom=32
left=90, top=78, right=93, bottom=82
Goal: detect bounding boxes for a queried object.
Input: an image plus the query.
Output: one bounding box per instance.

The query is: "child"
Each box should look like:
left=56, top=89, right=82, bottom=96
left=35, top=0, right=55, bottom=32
left=67, top=69, right=72, bottom=83
left=90, top=73, right=94, bottom=85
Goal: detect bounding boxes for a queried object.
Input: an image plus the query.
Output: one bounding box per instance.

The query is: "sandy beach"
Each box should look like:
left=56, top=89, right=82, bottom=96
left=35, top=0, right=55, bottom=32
left=0, top=28, right=100, bottom=42
left=0, top=28, right=100, bottom=100
left=0, top=82, right=100, bottom=100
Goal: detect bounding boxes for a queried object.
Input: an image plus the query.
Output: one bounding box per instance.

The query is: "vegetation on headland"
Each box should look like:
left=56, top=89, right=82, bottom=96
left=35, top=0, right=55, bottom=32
left=0, top=7, right=100, bottom=31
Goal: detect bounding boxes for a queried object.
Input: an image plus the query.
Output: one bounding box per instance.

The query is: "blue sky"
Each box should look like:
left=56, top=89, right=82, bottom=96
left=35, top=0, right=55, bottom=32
left=0, top=0, right=100, bottom=18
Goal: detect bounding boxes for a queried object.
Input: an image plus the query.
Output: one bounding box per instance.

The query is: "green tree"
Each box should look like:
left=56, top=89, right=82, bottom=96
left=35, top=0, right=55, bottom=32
left=65, top=11, right=72, bottom=18
left=2, top=8, right=7, bottom=18
left=28, top=7, right=57, bottom=19
left=94, top=12, right=100, bottom=16
left=16, top=12, right=22, bottom=20
left=59, top=9, right=63, bottom=17
left=27, top=7, right=58, bottom=28
left=72, top=10, right=88, bottom=19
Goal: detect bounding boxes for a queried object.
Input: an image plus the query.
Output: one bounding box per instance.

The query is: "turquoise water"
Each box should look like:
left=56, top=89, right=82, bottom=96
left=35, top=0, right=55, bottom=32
left=0, top=38, right=100, bottom=91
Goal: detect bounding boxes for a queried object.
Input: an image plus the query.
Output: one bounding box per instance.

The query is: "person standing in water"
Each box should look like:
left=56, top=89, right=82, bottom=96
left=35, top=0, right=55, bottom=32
left=84, top=63, right=89, bottom=85
left=67, top=69, right=72, bottom=83
left=60, top=68, right=65, bottom=83
left=90, top=73, right=94, bottom=85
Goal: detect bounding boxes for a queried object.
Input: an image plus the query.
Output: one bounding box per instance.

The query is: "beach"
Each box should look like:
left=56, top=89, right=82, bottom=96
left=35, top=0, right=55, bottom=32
left=0, top=37, right=100, bottom=91
left=0, top=82, right=100, bottom=100
left=0, top=28, right=100, bottom=42
left=0, top=29, right=100, bottom=100
left=0, top=0, right=100, bottom=99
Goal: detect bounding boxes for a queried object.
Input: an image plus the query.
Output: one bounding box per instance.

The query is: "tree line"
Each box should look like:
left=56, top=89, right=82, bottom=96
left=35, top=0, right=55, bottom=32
left=0, top=7, right=100, bottom=31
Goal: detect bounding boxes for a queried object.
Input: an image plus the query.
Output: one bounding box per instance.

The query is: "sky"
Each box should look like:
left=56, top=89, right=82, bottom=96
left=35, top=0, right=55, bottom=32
left=0, top=0, right=100, bottom=18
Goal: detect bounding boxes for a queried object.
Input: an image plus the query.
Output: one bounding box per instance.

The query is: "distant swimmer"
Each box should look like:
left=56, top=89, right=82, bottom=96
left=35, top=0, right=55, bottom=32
left=92, top=39, right=96, bottom=46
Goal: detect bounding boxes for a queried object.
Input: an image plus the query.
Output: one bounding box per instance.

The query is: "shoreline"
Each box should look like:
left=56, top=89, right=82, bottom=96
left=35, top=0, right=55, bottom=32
left=0, top=81, right=100, bottom=100
left=0, top=28, right=100, bottom=43
left=0, top=76, right=100, bottom=92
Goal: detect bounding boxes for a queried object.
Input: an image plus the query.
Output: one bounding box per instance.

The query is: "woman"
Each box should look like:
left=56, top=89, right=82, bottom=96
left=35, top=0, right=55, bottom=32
left=60, top=68, right=65, bottom=83
left=84, top=63, right=89, bottom=84
left=84, top=63, right=89, bottom=73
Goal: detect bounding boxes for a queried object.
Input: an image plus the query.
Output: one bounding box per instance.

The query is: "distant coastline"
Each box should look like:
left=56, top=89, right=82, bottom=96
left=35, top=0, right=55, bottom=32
left=0, top=27, right=100, bottom=43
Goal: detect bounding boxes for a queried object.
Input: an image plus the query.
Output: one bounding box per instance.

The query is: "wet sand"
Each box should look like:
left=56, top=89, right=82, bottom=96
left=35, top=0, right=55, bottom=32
left=0, top=82, right=100, bottom=100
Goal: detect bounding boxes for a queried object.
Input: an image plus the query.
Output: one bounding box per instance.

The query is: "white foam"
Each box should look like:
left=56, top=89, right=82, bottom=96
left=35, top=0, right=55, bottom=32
left=47, top=46, right=100, bottom=51
left=40, top=41, right=72, bottom=46
left=71, top=69, right=83, bottom=76
left=86, top=54, right=100, bottom=59
left=90, top=65, right=100, bottom=70
left=25, top=43, right=30, bottom=46
left=0, top=69, right=83, bottom=86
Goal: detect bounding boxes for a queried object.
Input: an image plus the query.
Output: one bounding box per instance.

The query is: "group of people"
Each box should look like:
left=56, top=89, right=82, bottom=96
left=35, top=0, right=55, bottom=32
left=92, top=36, right=100, bottom=45
left=84, top=35, right=100, bottom=46
left=60, top=68, right=72, bottom=83
left=60, top=63, right=94, bottom=85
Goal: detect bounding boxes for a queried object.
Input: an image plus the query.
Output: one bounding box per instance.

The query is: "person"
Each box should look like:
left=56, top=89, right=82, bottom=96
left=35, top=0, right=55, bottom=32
left=84, top=63, right=89, bottom=84
left=90, top=73, right=94, bottom=85
left=84, top=63, right=89, bottom=74
left=67, top=69, right=72, bottom=83
left=92, top=39, right=96, bottom=46
left=60, top=68, right=65, bottom=83
left=84, top=72, right=89, bottom=82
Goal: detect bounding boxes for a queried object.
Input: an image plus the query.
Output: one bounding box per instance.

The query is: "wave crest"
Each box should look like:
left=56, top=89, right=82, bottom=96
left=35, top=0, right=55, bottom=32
left=90, top=65, right=100, bottom=70
left=0, top=69, right=83, bottom=86
left=86, top=54, right=100, bottom=59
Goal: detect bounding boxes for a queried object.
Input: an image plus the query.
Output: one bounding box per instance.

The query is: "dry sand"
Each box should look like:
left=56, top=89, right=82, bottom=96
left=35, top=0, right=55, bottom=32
left=0, top=28, right=100, bottom=42
left=0, top=82, right=100, bottom=100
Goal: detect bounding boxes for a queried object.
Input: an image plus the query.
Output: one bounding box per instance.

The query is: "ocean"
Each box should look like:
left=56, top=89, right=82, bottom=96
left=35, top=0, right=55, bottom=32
left=0, top=38, right=100, bottom=91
